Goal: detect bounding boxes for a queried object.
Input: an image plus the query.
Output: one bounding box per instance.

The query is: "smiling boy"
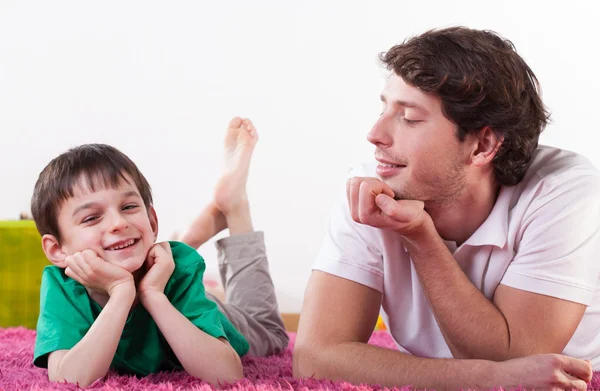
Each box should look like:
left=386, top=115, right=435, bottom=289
left=31, top=118, right=288, bottom=387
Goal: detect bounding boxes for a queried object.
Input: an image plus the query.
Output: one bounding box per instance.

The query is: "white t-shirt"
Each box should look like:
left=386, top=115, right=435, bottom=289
left=314, top=145, right=600, bottom=369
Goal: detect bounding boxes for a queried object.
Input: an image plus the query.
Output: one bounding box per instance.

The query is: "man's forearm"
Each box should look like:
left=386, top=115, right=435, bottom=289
left=402, top=224, right=512, bottom=360
left=142, top=292, right=243, bottom=385
left=294, top=340, right=509, bottom=390
left=50, top=286, right=135, bottom=387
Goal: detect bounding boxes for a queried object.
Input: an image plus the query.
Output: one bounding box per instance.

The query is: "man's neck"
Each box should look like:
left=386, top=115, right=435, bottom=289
left=426, top=177, right=501, bottom=247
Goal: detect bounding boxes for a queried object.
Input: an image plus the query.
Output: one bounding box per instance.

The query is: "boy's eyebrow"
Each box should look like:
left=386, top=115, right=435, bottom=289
left=122, top=190, right=142, bottom=199
left=72, top=191, right=141, bottom=216
left=72, top=202, right=99, bottom=217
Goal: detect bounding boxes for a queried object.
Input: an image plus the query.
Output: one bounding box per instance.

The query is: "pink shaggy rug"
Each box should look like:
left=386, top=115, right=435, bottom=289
left=0, top=327, right=598, bottom=391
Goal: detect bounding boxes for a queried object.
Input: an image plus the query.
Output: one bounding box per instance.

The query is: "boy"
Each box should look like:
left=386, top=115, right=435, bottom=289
left=31, top=118, right=289, bottom=387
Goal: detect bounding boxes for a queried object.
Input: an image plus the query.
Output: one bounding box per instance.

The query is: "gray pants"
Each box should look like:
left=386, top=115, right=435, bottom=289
left=206, top=231, right=289, bottom=356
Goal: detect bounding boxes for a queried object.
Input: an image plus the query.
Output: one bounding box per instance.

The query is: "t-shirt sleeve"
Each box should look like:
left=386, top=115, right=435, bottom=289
left=33, top=268, right=93, bottom=368
left=501, top=173, right=600, bottom=305
left=167, top=249, right=228, bottom=341
left=313, top=169, right=385, bottom=293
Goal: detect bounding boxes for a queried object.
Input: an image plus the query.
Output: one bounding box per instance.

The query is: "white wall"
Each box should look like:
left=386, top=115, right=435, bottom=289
left=1, top=0, right=598, bottom=312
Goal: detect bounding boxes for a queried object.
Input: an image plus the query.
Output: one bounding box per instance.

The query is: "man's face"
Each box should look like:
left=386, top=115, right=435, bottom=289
left=368, top=73, right=470, bottom=203
left=54, top=173, right=157, bottom=273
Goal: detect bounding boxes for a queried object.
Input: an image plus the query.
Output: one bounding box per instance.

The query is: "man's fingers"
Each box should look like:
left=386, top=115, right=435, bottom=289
left=347, top=177, right=390, bottom=222
left=561, top=371, right=588, bottom=391
left=561, top=356, right=593, bottom=383
left=376, top=196, right=426, bottom=223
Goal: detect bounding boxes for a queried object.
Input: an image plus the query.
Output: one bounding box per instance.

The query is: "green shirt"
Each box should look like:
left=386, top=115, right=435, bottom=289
left=33, top=241, right=249, bottom=375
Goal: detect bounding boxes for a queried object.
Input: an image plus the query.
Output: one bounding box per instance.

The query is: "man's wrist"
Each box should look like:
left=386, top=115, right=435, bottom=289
left=399, top=215, right=441, bottom=253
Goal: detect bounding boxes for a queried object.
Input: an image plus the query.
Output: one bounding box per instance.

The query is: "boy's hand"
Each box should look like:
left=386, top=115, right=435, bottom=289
left=138, top=242, right=175, bottom=300
left=65, top=250, right=134, bottom=296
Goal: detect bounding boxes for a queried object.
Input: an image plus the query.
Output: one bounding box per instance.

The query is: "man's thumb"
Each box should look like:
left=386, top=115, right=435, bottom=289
left=375, top=193, right=399, bottom=217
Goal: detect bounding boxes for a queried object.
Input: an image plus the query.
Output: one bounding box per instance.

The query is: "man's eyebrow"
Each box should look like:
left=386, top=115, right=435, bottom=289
left=380, top=95, right=429, bottom=114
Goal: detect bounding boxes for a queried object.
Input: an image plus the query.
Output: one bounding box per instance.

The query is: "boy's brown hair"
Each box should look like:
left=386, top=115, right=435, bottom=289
left=31, top=144, right=153, bottom=242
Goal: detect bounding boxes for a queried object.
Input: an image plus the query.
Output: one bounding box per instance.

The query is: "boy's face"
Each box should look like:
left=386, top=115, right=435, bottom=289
left=53, top=173, right=158, bottom=273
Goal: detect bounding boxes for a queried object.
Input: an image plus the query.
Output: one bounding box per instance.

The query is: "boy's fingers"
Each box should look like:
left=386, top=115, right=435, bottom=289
left=159, top=242, right=171, bottom=253
left=66, top=256, right=86, bottom=279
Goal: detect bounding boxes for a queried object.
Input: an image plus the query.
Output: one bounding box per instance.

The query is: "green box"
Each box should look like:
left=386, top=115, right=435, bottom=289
left=0, top=220, right=50, bottom=329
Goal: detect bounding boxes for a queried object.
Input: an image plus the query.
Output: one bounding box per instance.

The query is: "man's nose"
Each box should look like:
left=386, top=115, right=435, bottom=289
left=367, top=117, right=393, bottom=148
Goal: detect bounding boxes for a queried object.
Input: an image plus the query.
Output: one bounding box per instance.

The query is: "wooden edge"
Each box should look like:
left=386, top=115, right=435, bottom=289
left=281, top=312, right=300, bottom=332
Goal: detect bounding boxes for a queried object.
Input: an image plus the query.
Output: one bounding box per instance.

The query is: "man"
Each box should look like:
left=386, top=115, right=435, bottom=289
left=293, top=27, right=600, bottom=391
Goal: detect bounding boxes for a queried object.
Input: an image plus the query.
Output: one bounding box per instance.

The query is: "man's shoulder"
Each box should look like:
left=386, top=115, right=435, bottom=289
left=524, top=145, right=600, bottom=186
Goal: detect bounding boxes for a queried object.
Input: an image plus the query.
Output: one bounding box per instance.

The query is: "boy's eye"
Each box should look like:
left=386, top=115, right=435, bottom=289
left=122, top=204, right=139, bottom=211
left=81, top=216, right=98, bottom=224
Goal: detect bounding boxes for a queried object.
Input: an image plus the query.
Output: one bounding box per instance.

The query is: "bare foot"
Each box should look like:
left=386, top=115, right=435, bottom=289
left=213, top=117, right=258, bottom=215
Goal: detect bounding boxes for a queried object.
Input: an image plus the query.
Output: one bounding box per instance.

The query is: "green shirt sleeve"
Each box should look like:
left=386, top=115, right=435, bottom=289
left=166, top=242, right=227, bottom=341
left=33, top=267, right=95, bottom=368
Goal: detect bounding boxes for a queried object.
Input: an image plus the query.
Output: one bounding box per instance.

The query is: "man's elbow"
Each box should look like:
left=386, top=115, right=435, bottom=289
left=293, top=340, right=325, bottom=379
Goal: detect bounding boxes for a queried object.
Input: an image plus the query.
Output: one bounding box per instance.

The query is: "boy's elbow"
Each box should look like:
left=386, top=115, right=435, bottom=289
left=49, top=373, right=100, bottom=389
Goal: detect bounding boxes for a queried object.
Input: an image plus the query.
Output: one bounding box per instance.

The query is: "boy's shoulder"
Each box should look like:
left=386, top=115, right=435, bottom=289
left=39, top=266, right=89, bottom=311
left=166, top=241, right=208, bottom=289
left=41, top=265, right=81, bottom=288
left=168, top=241, right=205, bottom=269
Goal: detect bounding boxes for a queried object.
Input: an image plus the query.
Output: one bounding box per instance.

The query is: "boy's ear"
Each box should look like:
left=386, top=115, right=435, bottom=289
left=41, top=234, right=68, bottom=267
left=148, top=206, right=159, bottom=241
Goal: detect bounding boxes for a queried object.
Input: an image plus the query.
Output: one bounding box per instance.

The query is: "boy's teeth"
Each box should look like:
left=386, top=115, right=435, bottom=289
left=109, top=239, right=135, bottom=250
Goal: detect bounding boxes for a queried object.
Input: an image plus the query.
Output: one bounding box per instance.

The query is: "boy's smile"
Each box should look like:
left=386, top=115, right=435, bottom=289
left=53, top=173, right=158, bottom=273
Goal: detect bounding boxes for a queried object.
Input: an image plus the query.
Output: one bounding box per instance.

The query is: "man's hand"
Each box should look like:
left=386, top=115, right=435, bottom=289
left=499, top=354, right=593, bottom=391
left=138, top=242, right=175, bottom=300
left=65, top=249, right=134, bottom=296
left=346, top=177, right=429, bottom=235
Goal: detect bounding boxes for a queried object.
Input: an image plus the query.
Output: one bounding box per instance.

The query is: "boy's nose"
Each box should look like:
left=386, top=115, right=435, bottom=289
left=108, top=212, right=129, bottom=232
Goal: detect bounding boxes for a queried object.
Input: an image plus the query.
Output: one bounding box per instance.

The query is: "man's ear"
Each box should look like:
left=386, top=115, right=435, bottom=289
left=41, top=234, right=68, bottom=267
left=471, top=127, right=504, bottom=167
left=148, top=206, right=159, bottom=241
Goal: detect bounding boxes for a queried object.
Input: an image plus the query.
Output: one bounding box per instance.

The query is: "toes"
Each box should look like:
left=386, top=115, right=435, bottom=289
left=228, top=117, right=243, bottom=129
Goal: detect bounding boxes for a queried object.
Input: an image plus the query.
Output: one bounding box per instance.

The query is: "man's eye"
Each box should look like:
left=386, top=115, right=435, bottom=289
left=403, top=118, right=422, bottom=125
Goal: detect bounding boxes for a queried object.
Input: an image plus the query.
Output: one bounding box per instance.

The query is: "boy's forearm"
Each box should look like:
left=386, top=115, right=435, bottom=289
left=50, top=285, right=135, bottom=387
left=179, top=202, right=227, bottom=248
left=142, top=292, right=243, bottom=385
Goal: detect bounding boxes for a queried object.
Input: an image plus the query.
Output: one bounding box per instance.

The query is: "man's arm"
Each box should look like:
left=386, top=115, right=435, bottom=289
left=47, top=284, right=135, bottom=388
left=347, top=177, right=590, bottom=361
left=141, top=291, right=243, bottom=385
left=402, top=223, right=587, bottom=360
left=293, top=271, right=591, bottom=390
